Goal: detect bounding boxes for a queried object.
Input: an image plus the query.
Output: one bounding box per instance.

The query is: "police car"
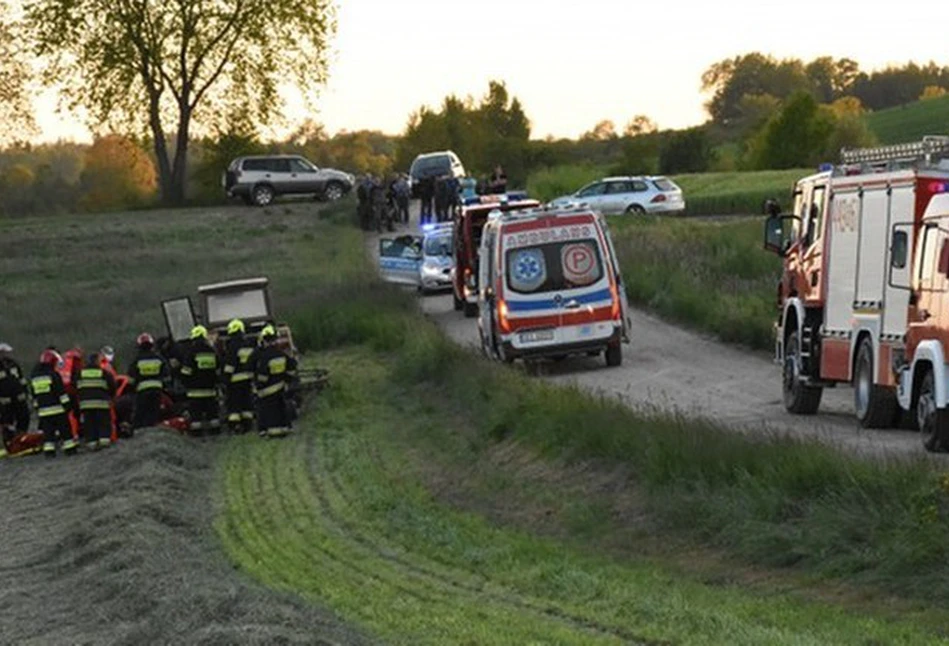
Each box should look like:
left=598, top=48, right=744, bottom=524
left=377, top=222, right=455, bottom=294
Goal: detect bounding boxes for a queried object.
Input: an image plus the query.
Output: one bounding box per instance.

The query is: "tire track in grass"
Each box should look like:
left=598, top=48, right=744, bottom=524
left=309, top=411, right=656, bottom=645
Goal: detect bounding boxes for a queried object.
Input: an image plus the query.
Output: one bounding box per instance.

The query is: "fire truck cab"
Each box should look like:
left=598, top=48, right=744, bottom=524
left=453, top=193, right=540, bottom=318
left=765, top=136, right=949, bottom=450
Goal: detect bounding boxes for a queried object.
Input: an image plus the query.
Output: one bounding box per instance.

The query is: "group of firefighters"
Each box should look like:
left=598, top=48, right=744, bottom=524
left=0, top=318, right=298, bottom=459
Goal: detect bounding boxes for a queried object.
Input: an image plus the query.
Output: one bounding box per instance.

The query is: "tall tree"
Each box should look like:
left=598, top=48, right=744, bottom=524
left=25, top=0, right=336, bottom=205
left=0, top=2, right=35, bottom=143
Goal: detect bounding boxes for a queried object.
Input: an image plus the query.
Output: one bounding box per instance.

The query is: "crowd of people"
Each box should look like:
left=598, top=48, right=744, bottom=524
left=356, top=164, right=510, bottom=229
left=0, top=318, right=299, bottom=460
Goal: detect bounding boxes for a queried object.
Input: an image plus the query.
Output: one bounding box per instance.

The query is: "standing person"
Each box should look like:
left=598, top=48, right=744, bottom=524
left=127, top=332, right=168, bottom=431
left=434, top=175, right=448, bottom=222
left=489, top=164, right=508, bottom=194
left=394, top=174, right=411, bottom=224
left=254, top=325, right=297, bottom=438
left=181, top=325, right=221, bottom=436
left=0, top=343, right=30, bottom=457
left=75, top=352, right=117, bottom=450
left=419, top=175, right=435, bottom=225
left=222, top=318, right=257, bottom=434
left=356, top=174, right=373, bottom=230
left=30, top=349, right=76, bottom=457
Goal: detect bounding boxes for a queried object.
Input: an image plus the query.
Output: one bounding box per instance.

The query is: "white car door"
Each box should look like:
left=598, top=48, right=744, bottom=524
left=574, top=182, right=608, bottom=211
left=379, top=236, right=423, bottom=286
left=602, top=180, right=634, bottom=215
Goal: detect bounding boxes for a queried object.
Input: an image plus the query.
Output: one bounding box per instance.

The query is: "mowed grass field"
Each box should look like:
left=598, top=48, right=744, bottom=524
left=6, top=200, right=949, bottom=643
left=865, top=95, right=949, bottom=145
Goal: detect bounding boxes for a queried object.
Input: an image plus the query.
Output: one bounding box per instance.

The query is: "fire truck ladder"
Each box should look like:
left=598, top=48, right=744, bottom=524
left=840, top=135, right=949, bottom=169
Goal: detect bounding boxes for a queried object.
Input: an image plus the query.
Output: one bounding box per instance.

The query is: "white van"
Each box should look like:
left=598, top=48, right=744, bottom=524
left=477, top=206, right=631, bottom=366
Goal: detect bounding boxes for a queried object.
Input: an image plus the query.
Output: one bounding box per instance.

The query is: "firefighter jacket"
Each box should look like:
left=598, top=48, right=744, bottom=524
left=254, top=346, right=297, bottom=400
left=75, top=366, right=117, bottom=411
left=223, top=334, right=257, bottom=386
left=128, top=349, right=169, bottom=393
left=0, top=357, right=28, bottom=404
left=29, top=364, right=71, bottom=418
left=181, top=339, right=220, bottom=398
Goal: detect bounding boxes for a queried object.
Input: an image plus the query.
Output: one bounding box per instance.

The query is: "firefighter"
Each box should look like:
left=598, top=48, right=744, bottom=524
left=127, top=332, right=169, bottom=431
left=75, top=352, right=117, bottom=450
left=181, top=325, right=221, bottom=436
left=0, top=343, right=30, bottom=458
left=254, top=325, right=297, bottom=438
left=30, top=349, right=76, bottom=457
left=222, top=318, right=257, bottom=434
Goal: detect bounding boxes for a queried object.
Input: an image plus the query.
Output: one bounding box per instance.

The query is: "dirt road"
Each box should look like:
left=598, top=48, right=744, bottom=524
left=373, top=207, right=928, bottom=459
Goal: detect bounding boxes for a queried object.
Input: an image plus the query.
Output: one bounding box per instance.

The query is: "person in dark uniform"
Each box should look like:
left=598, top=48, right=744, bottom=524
left=254, top=325, right=297, bottom=438
left=75, top=352, right=117, bottom=450
left=30, top=349, right=77, bottom=457
left=222, top=318, right=257, bottom=434
left=128, top=332, right=169, bottom=431
left=0, top=342, right=30, bottom=458
left=181, top=325, right=221, bottom=436
left=419, top=175, right=435, bottom=225
left=489, top=164, right=508, bottom=194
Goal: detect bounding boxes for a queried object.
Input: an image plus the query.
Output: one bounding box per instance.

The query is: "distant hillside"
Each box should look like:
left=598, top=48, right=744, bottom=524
left=865, top=95, right=949, bottom=144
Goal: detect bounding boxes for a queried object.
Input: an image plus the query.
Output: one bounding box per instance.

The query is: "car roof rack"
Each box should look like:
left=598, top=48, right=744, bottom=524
left=838, top=136, right=949, bottom=173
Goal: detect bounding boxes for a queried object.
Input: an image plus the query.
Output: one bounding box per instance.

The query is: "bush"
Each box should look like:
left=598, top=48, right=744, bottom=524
left=525, top=164, right=607, bottom=202
left=78, top=135, right=157, bottom=211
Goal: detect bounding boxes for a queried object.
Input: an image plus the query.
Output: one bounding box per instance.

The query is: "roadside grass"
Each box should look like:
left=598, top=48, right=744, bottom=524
left=0, top=197, right=368, bottom=362
left=866, top=95, right=949, bottom=145
left=609, top=216, right=780, bottom=350
left=525, top=165, right=806, bottom=215
left=217, top=348, right=949, bottom=645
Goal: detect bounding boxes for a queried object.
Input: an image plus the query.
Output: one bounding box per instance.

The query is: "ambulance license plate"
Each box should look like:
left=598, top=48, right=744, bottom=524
left=519, top=329, right=554, bottom=343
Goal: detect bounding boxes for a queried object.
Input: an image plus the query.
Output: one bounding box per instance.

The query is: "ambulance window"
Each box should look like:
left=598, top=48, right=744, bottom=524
left=506, top=240, right=603, bottom=294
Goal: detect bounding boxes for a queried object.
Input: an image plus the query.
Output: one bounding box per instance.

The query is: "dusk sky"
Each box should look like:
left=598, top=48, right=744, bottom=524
left=32, top=0, right=949, bottom=142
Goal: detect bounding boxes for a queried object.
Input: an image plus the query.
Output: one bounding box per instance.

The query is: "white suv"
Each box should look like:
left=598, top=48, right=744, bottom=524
left=224, top=155, right=355, bottom=206
left=551, top=176, right=686, bottom=215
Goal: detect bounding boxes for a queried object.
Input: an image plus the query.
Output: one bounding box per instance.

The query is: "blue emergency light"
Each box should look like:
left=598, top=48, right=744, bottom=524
left=818, top=163, right=834, bottom=172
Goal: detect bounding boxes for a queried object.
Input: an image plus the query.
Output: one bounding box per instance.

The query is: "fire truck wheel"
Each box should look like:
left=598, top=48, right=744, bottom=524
left=782, top=330, right=822, bottom=414
left=854, top=338, right=897, bottom=429
left=917, top=370, right=947, bottom=452
left=605, top=342, right=623, bottom=367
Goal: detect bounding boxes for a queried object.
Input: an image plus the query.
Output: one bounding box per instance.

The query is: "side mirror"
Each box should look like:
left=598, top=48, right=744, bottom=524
left=888, top=224, right=912, bottom=291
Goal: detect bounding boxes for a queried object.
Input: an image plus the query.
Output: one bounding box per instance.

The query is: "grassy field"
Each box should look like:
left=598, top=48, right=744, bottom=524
left=609, top=216, right=780, bottom=350
left=525, top=165, right=807, bottom=216
left=9, top=199, right=949, bottom=642
left=219, top=348, right=949, bottom=645
left=866, top=95, right=949, bottom=145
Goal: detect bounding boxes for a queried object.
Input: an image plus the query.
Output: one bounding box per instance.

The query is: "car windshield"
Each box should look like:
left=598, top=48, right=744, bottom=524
left=652, top=178, right=678, bottom=191
left=505, top=239, right=604, bottom=294
left=412, top=156, right=447, bottom=174
left=424, top=234, right=452, bottom=256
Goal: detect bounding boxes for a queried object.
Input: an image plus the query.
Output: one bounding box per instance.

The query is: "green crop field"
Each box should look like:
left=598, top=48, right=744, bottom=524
left=866, top=95, right=949, bottom=145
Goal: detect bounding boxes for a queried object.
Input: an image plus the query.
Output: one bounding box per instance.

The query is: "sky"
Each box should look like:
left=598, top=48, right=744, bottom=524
left=33, top=0, right=949, bottom=143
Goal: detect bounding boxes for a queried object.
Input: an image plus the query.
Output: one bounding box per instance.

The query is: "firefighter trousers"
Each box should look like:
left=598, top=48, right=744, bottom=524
left=82, top=409, right=112, bottom=448
left=225, top=382, right=254, bottom=431
left=188, top=396, right=220, bottom=435
left=257, top=393, right=290, bottom=438
left=0, top=396, right=30, bottom=432
left=132, top=390, right=162, bottom=429
left=39, top=413, right=75, bottom=455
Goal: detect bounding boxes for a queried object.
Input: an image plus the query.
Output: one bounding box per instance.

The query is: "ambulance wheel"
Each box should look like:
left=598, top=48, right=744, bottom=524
left=917, top=370, right=947, bottom=452
left=783, top=330, right=822, bottom=414
left=463, top=301, right=478, bottom=318
left=605, top=342, right=622, bottom=367
left=453, top=292, right=463, bottom=311
left=854, top=337, right=897, bottom=428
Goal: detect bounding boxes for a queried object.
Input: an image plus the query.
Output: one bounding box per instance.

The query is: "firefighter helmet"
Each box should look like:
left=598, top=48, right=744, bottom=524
left=259, top=325, right=277, bottom=344
left=136, top=332, right=155, bottom=348
left=39, top=349, right=61, bottom=366
left=0, top=342, right=11, bottom=354
left=227, top=319, right=245, bottom=335
left=190, top=325, right=208, bottom=340
left=100, top=345, right=115, bottom=365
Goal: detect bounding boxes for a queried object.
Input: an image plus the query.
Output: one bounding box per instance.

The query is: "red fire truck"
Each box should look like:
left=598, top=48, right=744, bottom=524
left=765, top=136, right=949, bottom=451
left=453, top=193, right=540, bottom=317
